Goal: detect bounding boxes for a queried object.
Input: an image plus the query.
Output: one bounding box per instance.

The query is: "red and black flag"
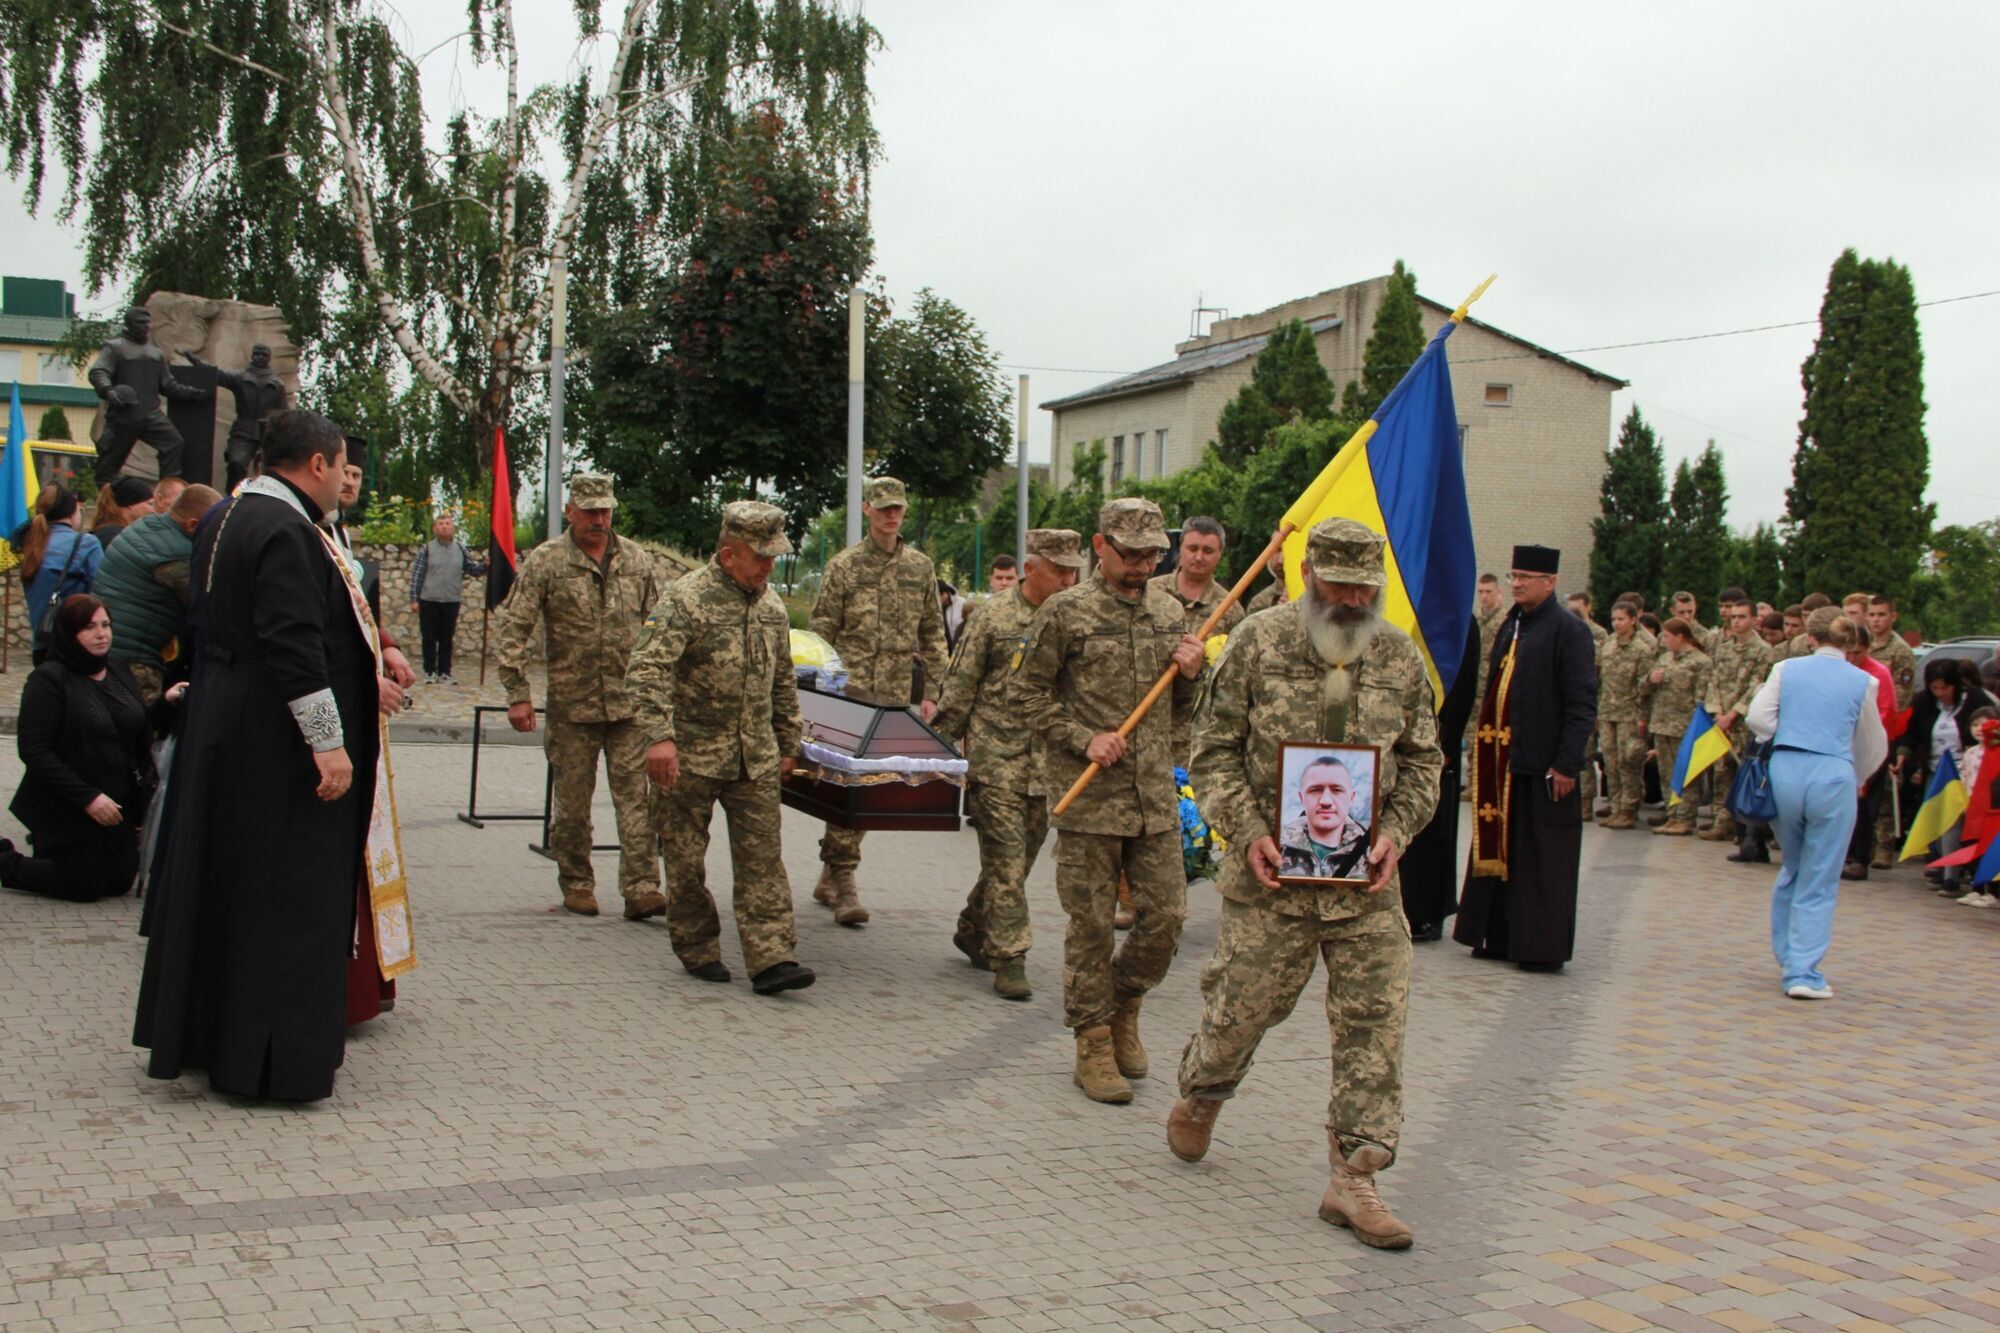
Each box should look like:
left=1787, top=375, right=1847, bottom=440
left=486, top=425, right=519, bottom=609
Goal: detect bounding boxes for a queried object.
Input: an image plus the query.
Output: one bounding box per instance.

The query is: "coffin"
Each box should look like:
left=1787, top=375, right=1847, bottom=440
left=781, top=676, right=965, bottom=831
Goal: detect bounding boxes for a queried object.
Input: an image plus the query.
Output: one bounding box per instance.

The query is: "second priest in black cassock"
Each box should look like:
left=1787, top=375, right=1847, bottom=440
left=134, top=410, right=384, bottom=1102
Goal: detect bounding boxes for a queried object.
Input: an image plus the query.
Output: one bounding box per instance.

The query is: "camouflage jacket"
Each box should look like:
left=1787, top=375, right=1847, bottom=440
left=1190, top=607, right=1442, bottom=921
left=1786, top=632, right=1814, bottom=661
left=1871, top=632, right=1918, bottom=710
left=1575, top=613, right=1610, bottom=646
left=1014, top=571, right=1196, bottom=835
left=810, top=536, right=950, bottom=703
left=493, top=532, right=659, bottom=723
left=1473, top=604, right=1506, bottom=701
left=1595, top=628, right=1658, bottom=724
left=932, top=587, right=1042, bottom=795
left=1646, top=646, right=1712, bottom=737
left=1150, top=570, right=1246, bottom=760
left=1278, top=815, right=1371, bottom=882
left=1706, top=633, right=1774, bottom=721
left=626, top=560, right=802, bottom=782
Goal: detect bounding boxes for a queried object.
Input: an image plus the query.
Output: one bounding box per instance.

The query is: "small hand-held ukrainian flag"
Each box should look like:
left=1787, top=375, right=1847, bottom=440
left=0, top=380, right=42, bottom=572
left=1901, top=749, right=1968, bottom=862
left=1669, top=704, right=1733, bottom=802
left=1278, top=278, right=1488, bottom=703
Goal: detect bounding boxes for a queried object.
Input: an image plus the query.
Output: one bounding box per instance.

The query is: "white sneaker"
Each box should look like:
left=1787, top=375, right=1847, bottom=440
left=1960, top=891, right=1997, bottom=908
left=1785, top=982, right=1834, bottom=1000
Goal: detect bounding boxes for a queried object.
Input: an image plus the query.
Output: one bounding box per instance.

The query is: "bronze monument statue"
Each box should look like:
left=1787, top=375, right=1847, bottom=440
left=87, top=306, right=212, bottom=484
left=214, top=343, right=291, bottom=491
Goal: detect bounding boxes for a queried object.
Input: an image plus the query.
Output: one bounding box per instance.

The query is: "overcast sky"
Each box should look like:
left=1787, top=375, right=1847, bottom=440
left=5, top=1, right=1993, bottom=528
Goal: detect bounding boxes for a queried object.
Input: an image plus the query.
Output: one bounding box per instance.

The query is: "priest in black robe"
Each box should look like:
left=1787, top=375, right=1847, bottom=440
left=1399, top=616, right=1481, bottom=941
left=134, top=410, right=396, bottom=1101
left=1453, top=545, right=1597, bottom=971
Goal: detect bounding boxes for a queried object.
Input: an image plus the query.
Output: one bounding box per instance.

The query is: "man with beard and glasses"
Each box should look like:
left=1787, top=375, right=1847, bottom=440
left=1454, top=544, right=1598, bottom=972
left=1168, top=517, right=1441, bottom=1249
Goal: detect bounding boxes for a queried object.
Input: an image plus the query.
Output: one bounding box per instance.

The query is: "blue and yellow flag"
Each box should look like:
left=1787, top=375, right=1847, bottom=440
left=1901, top=748, right=1967, bottom=862
left=1668, top=704, right=1732, bottom=802
left=0, top=381, right=41, bottom=570
left=1278, top=290, right=1484, bottom=703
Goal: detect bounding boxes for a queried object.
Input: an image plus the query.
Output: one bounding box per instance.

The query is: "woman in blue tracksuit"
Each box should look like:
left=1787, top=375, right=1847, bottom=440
left=1744, top=608, right=1888, bottom=1000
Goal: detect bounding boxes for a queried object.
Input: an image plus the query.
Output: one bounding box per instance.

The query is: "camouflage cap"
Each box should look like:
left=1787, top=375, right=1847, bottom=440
left=863, top=476, right=908, bottom=509
left=1025, top=527, right=1088, bottom=570
left=568, top=472, right=617, bottom=510
left=719, top=500, right=793, bottom=557
left=1097, top=497, right=1170, bottom=551
left=1306, top=517, right=1387, bottom=587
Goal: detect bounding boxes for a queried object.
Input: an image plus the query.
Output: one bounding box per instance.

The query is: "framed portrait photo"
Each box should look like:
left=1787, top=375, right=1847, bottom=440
left=1274, top=742, right=1381, bottom=888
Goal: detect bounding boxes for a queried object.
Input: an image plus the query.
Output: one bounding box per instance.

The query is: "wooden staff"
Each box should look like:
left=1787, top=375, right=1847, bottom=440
left=1051, top=523, right=1295, bottom=817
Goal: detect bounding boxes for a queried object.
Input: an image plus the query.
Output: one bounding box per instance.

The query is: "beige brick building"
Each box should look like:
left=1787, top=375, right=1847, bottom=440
left=1043, top=274, right=1626, bottom=584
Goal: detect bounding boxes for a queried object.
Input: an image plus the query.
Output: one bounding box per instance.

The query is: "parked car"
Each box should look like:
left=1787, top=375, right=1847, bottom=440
left=1914, top=635, right=2000, bottom=683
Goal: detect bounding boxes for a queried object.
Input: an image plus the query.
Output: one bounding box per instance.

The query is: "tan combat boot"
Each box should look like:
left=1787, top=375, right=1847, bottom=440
left=830, top=870, right=870, bottom=927
left=1602, top=811, right=1637, bottom=830
left=1698, top=815, right=1738, bottom=843
left=624, top=891, right=667, bottom=921
left=1869, top=847, right=1894, bottom=870
left=1072, top=1025, right=1132, bottom=1103
left=1318, top=1143, right=1413, bottom=1249
left=1166, top=1096, right=1222, bottom=1162
left=1108, top=990, right=1148, bottom=1079
left=562, top=888, right=600, bottom=916
left=812, top=867, right=838, bottom=909
left=1653, top=816, right=1694, bottom=836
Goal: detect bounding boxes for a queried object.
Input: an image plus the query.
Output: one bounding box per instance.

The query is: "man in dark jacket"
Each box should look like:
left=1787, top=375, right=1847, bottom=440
left=92, top=484, right=221, bottom=702
left=1454, top=544, right=1598, bottom=971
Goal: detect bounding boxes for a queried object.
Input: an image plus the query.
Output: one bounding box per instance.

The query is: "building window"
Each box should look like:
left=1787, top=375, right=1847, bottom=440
left=0, top=350, right=19, bottom=382
left=1156, top=429, right=1168, bottom=476
left=38, top=354, right=72, bottom=386
left=1458, top=424, right=1469, bottom=450
left=1111, top=435, right=1124, bottom=484
left=1483, top=383, right=1512, bottom=407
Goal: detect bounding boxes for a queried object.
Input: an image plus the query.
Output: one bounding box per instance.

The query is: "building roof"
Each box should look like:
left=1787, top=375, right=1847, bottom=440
left=1415, top=298, right=1628, bottom=389
left=0, top=314, right=76, bottom=346
left=8, top=383, right=98, bottom=407
left=1041, top=315, right=1343, bottom=411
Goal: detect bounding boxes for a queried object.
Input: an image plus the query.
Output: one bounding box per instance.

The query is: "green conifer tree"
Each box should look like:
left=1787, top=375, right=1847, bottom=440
left=1213, top=319, right=1334, bottom=467
left=1720, top=522, right=1786, bottom=606
left=1662, top=442, right=1729, bottom=605
left=1342, top=260, right=1424, bottom=419
left=1589, top=406, right=1668, bottom=613
left=34, top=406, right=71, bottom=441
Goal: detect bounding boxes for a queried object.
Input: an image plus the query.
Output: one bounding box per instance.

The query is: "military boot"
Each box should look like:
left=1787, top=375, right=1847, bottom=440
left=1166, top=1096, right=1223, bottom=1162
left=829, top=870, right=870, bottom=927
left=1698, top=814, right=1738, bottom=843
left=1653, top=818, right=1694, bottom=837
left=1646, top=809, right=1671, bottom=828
left=624, top=891, right=667, bottom=921
left=1602, top=811, right=1637, bottom=830
left=562, top=888, right=600, bottom=916
left=1318, top=1143, right=1414, bottom=1249
left=992, top=957, right=1031, bottom=1001
left=1869, top=847, right=1894, bottom=871
left=1072, top=1025, right=1132, bottom=1103
left=812, top=867, right=839, bottom=909
left=952, top=919, right=986, bottom=968
left=1108, top=990, right=1148, bottom=1079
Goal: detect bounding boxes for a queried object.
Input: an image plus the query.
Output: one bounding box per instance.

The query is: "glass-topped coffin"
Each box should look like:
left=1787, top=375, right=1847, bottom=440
left=781, top=676, right=965, bottom=831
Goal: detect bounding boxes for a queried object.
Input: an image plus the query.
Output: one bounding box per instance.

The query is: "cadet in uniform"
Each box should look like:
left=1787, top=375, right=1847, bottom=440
left=1643, top=617, right=1713, bottom=836
left=931, top=528, right=1087, bottom=1000
left=1168, top=518, right=1442, bottom=1251
left=1147, top=516, right=1245, bottom=764
left=1866, top=594, right=1918, bottom=868
left=493, top=474, right=664, bottom=918
left=1243, top=535, right=1290, bottom=615
left=1700, top=598, right=1774, bottom=846
left=1014, top=498, right=1204, bottom=1105
left=628, top=501, right=814, bottom=995
left=808, top=476, right=950, bottom=926
left=1595, top=599, right=1657, bottom=829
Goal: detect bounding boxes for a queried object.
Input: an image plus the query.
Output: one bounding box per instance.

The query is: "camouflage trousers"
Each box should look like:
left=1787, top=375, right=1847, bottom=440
left=819, top=824, right=865, bottom=872
left=1178, top=897, right=1411, bottom=1164
left=1599, top=720, right=1646, bottom=814
left=1053, top=828, right=1186, bottom=1030
left=544, top=717, right=659, bottom=903
left=959, top=782, right=1048, bottom=964
left=653, top=769, right=797, bottom=976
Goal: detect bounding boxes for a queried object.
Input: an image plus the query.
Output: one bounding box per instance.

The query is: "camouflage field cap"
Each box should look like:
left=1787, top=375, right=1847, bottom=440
left=1025, top=527, right=1088, bottom=569
left=863, top=476, right=908, bottom=509
left=1306, top=517, right=1387, bottom=587
left=1097, top=497, right=1170, bottom=551
left=568, top=472, right=617, bottom=510
left=720, top=500, right=793, bottom=557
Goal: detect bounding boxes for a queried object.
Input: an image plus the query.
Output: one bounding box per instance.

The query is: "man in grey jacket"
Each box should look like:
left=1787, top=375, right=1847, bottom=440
left=409, top=514, right=487, bottom=683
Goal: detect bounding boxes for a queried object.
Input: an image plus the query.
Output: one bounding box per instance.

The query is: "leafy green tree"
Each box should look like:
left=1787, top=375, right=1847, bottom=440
left=1662, top=442, right=1729, bottom=605
left=1342, top=260, right=1424, bottom=419
left=1228, top=415, right=1360, bottom=586
left=34, top=406, right=71, bottom=442
left=1045, top=440, right=1109, bottom=540
left=1720, top=522, right=1787, bottom=605
left=0, top=0, right=879, bottom=501
left=1589, top=406, right=1668, bottom=613
left=871, top=289, right=1013, bottom=542
left=1906, top=521, right=2000, bottom=640
left=1214, top=319, right=1334, bottom=467
left=1784, top=249, right=1932, bottom=602
left=1125, top=447, right=1242, bottom=536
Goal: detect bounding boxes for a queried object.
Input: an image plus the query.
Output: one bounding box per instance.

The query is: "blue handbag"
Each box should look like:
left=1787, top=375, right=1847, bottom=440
left=1728, top=739, right=1778, bottom=825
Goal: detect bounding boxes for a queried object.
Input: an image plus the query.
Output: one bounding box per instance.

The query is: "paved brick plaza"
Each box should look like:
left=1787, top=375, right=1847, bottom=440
left=2, top=737, right=1996, bottom=1331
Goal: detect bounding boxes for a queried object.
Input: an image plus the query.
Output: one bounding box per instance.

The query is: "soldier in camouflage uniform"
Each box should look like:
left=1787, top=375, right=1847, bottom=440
left=493, top=474, right=664, bottom=918
left=1595, top=600, right=1657, bottom=828
left=1243, top=535, right=1290, bottom=615
left=628, top=502, right=815, bottom=995
left=1643, top=618, right=1713, bottom=835
left=932, top=528, right=1087, bottom=1000
left=1670, top=590, right=1719, bottom=654
left=1700, top=599, right=1775, bottom=844
left=1567, top=592, right=1611, bottom=812
left=807, top=476, right=951, bottom=926
left=1464, top=574, right=1507, bottom=802
left=1866, top=595, right=1919, bottom=868
left=1014, top=498, right=1206, bottom=1105
left=1168, top=517, right=1442, bottom=1251
left=1148, top=515, right=1245, bottom=765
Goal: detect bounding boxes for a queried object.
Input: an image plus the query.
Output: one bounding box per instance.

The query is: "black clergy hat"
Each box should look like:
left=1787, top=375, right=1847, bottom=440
left=341, top=433, right=368, bottom=469
left=1512, top=544, right=1560, bottom=574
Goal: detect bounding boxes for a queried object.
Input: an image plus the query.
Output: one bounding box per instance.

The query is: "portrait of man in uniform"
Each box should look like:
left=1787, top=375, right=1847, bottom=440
left=1277, top=745, right=1379, bottom=886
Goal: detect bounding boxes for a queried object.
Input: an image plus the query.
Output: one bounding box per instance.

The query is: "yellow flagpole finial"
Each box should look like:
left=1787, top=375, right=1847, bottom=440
left=1450, top=273, right=1498, bottom=324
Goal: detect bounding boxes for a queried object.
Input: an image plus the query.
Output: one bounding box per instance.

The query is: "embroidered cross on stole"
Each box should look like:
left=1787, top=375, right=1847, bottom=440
left=1471, top=626, right=1518, bottom=879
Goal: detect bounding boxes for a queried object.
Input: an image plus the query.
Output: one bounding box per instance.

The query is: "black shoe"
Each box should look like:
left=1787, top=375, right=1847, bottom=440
left=1518, top=960, right=1565, bottom=973
left=951, top=925, right=987, bottom=969
left=751, top=962, right=817, bottom=995
left=1409, top=921, right=1444, bottom=943
left=685, top=960, right=732, bottom=983
left=1470, top=946, right=1506, bottom=960
left=1727, top=847, right=1770, bottom=864
left=1841, top=862, right=1868, bottom=882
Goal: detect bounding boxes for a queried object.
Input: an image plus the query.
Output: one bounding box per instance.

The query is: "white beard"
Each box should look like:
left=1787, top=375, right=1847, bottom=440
left=1298, top=585, right=1383, bottom=667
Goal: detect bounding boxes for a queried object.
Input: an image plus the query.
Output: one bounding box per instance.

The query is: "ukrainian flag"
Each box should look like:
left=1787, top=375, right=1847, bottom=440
left=0, top=381, right=41, bottom=572
left=1900, top=748, right=1968, bottom=862
left=1279, top=282, right=1486, bottom=703
left=1669, top=704, right=1732, bottom=802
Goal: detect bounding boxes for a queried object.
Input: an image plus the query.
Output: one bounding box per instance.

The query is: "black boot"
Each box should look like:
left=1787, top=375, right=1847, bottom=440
left=684, top=960, right=732, bottom=983
left=752, top=962, right=817, bottom=995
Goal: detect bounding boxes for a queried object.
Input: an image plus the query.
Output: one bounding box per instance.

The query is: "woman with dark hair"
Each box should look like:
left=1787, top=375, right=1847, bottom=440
left=2, top=595, right=182, bottom=901
left=1895, top=656, right=1995, bottom=896
left=17, top=486, right=104, bottom=664
left=90, top=476, right=159, bottom=552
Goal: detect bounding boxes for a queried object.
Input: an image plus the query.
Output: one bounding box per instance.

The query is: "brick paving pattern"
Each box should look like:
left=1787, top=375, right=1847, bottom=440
left=1, top=736, right=1995, bottom=1330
